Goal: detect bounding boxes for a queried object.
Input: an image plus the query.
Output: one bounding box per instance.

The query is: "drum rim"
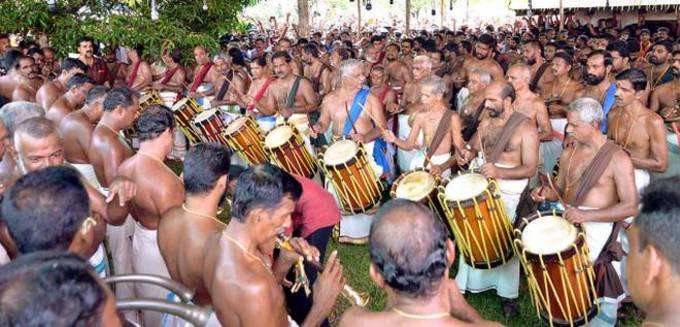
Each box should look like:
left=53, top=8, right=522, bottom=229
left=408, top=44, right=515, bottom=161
left=171, top=97, right=191, bottom=111
left=193, top=108, right=219, bottom=122
left=224, top=116, right=252, bottom=135
left=390, top=168, right=438, bottom=202
left=321, top=137, right=361, bottom=167
left=538, top=300, right=598, bottom=327
left=263, top=124, right=295, bottom=149
left=440, top=173, right=496, bottom=206
left=514, top=210, right=586, bottom=263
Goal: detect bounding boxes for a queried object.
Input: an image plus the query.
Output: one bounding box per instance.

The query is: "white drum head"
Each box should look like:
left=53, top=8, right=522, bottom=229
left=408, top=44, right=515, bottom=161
left=193, top=109, right=217, bottom=123
left=139, top=92, right=155, bottom=103
left=265, top=125, right=294, bottom=148
left=196, top=83, right=213, bottom=93
left=324, top=139, right=359, bottom=166
left=225, top=117, right=248, bottom=135
left=160, top=92, right=177, bottom=106
left=521, top=216, right=577, bottom=255
left=171, top=98, right=190, bottom=111
left=444, top=173, right=488, bottom=201
left=396, top=171, right=436, bottom=201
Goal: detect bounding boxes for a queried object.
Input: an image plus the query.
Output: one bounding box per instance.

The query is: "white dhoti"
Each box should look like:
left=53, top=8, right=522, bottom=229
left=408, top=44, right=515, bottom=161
left=633, top=168, right=650, bottom=194
left=409, top=151, right=452, bottom=179
left=89, top=244, right=109, bottom=278
left=540, top=118, right=567, bottom=174
left=106, top=214, right=137, bottom=323
left=455, top=165, right=528, bottom=299
left=69, top=162, right=104, bottom=193
left=396, top=114, right=419, bottom=172
left=132, top=221, right=172, bottom=327
left=0, top=243, right=9, bottom=266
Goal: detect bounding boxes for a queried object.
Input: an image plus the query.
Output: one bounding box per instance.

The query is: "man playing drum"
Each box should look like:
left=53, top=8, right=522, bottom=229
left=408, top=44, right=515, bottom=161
left=460, top=81, right=539, bottom=316
left=383, top=75, right=465, bottom=178
left=115, top=105, right=184, bottom=327
left=608, top=68, right=668, bottom=193
left=459, top=68, right=491, bottom=142
left=188, top=45, right=221, bottom=100
left=242, top=56, right=277, bottom=132
left=339, top=199, right=498, bottom=327
left=626, top=176, right=680, bottom=327
left=311, top=59, right=389, bottom=244
left=203, top=164, right=344, bottom=326
left=531, top=97, right=638, bottom=327
left=158, top=143, right=231, bottom=326
left=123, top=45, right=152, bottom=92
left=151, top=49, right=186, bottom=94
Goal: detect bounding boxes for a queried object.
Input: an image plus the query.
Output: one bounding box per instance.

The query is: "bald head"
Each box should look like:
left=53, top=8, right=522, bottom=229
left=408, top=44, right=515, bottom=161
left=484, top=81, right=515, bottom=117
left=507, top=64, right=531, bottom=82
left=369, top=199, right=449, bottom=299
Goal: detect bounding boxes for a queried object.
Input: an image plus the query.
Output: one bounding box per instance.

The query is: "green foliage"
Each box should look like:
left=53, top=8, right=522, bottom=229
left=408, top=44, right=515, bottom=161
left=0, top=0, right=253, bottom=60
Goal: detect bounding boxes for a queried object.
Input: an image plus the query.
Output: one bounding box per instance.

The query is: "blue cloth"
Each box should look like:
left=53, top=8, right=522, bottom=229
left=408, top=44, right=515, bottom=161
left=600, top=84, right=617, bottom=133
left=342, top=86, right=392, bottom=176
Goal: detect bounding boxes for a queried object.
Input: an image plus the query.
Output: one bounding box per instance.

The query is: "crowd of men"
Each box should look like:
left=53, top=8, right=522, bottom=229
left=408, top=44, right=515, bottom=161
left=0, top=11, right=679, bottom=327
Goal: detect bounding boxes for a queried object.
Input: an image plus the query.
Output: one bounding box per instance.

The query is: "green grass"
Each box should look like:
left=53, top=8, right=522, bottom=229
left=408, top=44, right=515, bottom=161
left=166, top=159, right=642, bottom=326
left=326, top=240, right=642, bottom=327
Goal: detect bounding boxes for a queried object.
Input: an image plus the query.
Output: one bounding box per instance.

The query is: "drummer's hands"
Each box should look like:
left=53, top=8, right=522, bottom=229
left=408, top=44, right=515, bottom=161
left=382, top=129, right=397, bottom=143
left=106, top=177, right=137, bottom=206
left=530, top=186, right=547, bottom=203
left=350, top=132, right=367, bottom=143
left=309, top=124, right=320, bottom=138
left=564, top=207, right=589, bottom=224
left=430, top=164, right=445, bottom=176
left=480, top=163, right=500, bottom=179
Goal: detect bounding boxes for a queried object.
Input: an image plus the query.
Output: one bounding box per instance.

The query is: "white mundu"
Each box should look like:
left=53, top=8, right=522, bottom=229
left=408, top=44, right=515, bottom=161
left=397, top=113, right=420, bottom=171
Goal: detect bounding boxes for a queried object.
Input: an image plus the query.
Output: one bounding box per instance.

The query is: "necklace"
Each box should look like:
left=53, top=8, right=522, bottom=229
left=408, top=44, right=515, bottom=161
left=649, top=64, right=670, bottom=90
left=561, top=140, right=604, bottom=196
left=612, top=109, right=644, bottom=149
left=182, top=203, right=224, bottom=226
left=391, top=307, right=449, bottom=320
left=550, top=78, right=571, bottom=102
left=223, top=232, right=272, bottom=274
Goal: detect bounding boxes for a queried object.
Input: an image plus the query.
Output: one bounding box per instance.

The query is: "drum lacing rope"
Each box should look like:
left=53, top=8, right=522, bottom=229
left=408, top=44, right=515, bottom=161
left=225, top=117, right=267, bottom=165
left=514, top=213, right=599, bottom=327
left=265, top=125, right=317, bottom=177
left=319, top=143, right=381, bottom=215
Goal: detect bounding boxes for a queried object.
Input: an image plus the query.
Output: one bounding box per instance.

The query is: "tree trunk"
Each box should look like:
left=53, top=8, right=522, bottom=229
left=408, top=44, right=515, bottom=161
left=406, top=0, right=411, bottom=34
left=297, top=0, right=310, bottom=37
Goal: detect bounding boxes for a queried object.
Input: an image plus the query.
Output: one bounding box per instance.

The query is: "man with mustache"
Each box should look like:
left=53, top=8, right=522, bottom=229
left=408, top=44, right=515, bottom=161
left=7, top=56, right=38, bottom=102
left=577, top=50, right=617, bottom=133
left=77, top=37, right=109, bottom=86
left=36, top=58, right=88, bottom=111
left=540, top=52, right=583, bottom=151
left=122, top=45, right=152, bottom=92
left=636, top=40, right=674, bottom=91
left=649, top=49, right=680, bottom=180
left=459, top=81, right=539, bottom=317
left=608, top=68, right=667, bottom=193
left=115, top=105, right=185, bottom=327
left=266, top=51, right=318, bottom=119
left=188, top=45, right=221, bottom=100
left=383, top=43, right=412, bottom=93
left=463, top=34, right=504, bottom=81
left=158, top=143, right=231, bottom=326
left=521, top=40, right=555, bottom=93
left=301, top=44, right=332, bottom=96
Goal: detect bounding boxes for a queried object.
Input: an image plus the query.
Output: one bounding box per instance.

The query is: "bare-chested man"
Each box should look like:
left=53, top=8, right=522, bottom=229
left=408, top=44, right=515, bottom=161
left=158, top=143, right=230, bottom=326
left=608, top=68, right=668, bottom=192
left=122, top=45, right=152, bottom=92
left=301, top=44, right=332, bottom=96
left=0, top=102, right=45, bottom=188
left=116, top=105, right=184, bottom=327
left=151, top=49, right=186, bottom=94
left=267, top=51, right=318, bottom=119
left=8, top=56, right=38, bottom=102
left=522, top=40, right=555, bottom=92
left=383, top=43, right=412, bottom=92
left=339, top=199, right=498, bottom=327
left=369, top=66, right=398, bottom=116
left=0, top=51, right=24, bottom=100
left=463, top=34, right=504, bottom=81
left=59, top=85, right=107, bottom=190
left=635, top=40, right=674, bottom=92
left=383, top=76, right=465, bottom=178
left=458, top=68, right=491, bottom=142
left=46, top=74, right=94, bottom=126
left=12, top=117, right=136, bottom=278
left=648, top=50, right=680, bottom=179
left=210, top=50, right=248, bottom=108
left=531, top=97, right=638, bottom=327
left=241, top=57, right=277, bottom=132
left=77, top=37, right=109, bottom=86
left=36, top=58, right=88, bottom=111
left=394, top=55, right=433, bottom=172
left=188, top=45, right=221, bottom=99
left=460, top=81, right=539, bottom=316
left=88, top=87, right=139, bottom=320
left=577, top=50, right=617, bottom=133
left=202, top=164, right=343, bottom=326
left=541, top=52, right=583, bottom=121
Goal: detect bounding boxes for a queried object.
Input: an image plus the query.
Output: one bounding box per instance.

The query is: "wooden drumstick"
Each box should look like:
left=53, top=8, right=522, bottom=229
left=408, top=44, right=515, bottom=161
left=544, top=172, right=568, bottom=208
left=356, top=101, right=387, bottom=132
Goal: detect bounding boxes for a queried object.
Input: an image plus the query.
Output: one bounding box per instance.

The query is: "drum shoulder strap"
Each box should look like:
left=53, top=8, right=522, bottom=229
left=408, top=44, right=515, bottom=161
left=462, top=99, right=487, bottom=141
left=425, top=109, right=455, bottom=160
left=571, top=141, right=620, bottom=208
left=529, top=62, right=550, bottom=92
left=488, top=112, right=529, bottom=164
left=285, top=76, right=303, bottom=109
